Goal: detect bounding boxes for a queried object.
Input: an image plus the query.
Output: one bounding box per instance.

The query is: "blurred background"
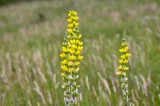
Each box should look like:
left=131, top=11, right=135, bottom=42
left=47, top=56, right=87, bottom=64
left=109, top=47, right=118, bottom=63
left=0, top=0, right=160, bottom=106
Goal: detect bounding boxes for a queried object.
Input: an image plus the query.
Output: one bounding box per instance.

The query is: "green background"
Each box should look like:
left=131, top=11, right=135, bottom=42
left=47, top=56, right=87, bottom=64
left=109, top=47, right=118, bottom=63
left=0, top=0, right=160, bottom=105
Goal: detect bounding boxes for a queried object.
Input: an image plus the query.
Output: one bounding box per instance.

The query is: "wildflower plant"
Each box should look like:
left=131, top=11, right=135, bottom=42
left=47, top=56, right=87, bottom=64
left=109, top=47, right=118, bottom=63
left=116, top=31, right=134, bottom=106
left=60, top=10, right=83, bottom=106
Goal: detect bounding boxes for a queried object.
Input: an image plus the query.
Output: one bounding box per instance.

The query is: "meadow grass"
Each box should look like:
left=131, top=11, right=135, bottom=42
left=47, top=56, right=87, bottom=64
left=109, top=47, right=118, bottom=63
left=0, top=0, right=160, bottom=106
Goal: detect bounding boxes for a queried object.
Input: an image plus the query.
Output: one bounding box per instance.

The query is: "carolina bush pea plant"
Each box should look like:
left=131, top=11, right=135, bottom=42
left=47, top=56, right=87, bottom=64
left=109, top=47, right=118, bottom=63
left=116, top=31, right=134, bottom=106
left=60, top=10, right=83, bottom=106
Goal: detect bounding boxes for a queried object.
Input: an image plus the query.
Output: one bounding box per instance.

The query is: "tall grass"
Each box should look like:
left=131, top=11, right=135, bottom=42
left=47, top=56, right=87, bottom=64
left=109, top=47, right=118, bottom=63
left=0, top=0, right=160, bottom=106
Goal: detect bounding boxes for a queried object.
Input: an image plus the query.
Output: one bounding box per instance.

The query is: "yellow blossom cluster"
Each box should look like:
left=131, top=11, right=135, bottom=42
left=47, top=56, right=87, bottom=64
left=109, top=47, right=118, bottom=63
left=116, top=36, right=131, bottom=75
left=60, top=10, right=83, bottom=77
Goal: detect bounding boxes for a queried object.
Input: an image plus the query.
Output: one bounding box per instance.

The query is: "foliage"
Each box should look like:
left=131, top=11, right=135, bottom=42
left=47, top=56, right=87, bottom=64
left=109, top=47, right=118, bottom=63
left=0, top=0, right=160, bottom=106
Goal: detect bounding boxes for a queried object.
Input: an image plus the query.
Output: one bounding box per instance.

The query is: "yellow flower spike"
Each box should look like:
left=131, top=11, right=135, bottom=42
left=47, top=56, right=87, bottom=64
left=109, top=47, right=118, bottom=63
left=118, top=65, right=123, bottom=70
left=116, top=31, right=134, bottom=105
left=119, top=59, right=123, bottom=64
left=123, top=59, right=128, bottom=64
left=60, top=10, right=83, bottom=105
left=61, top=73, right=65, bottom=77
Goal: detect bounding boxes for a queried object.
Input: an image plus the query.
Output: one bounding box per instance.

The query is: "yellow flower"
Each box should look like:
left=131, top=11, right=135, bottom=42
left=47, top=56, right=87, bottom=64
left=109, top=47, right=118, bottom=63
left=126, top=53, right=131, bottom=57
left=68, top=68, right=74, bottom=72
left=68, top=55, right=76, bottom=60
left=71, top=44, right=77, bottom=49
left=123, top=59, right=128, bottom=64
left=75, top=62, right=80, bottom=66
left=76, top=51, right=80, bottom=55
left=122, top=42, right=127, bottom=46
left=72, top=16, right=79, bottom=21
left=62, top=47, right=67, bottom=52
left=75, top=22, right=79, bottom=27
left=75, top=40, right=80, bottom=44
left=78, top=55, right=83, bottom=60
left=68, top=11, right=72, bottom=16
left=68, top=24, right=73, bottom=28
left=115, top=71, right=122, bottom=75
left=67, top=18, right=72, bottom=22
left=124, top=46, right=129, bottom=51
left=68, top=61, right=73, bottom=66
left=124, top=66, right=129, bottom=71
left=67, top=28, right=73, bottom=33
left=79, top=42, right=83, bottom=46
left=78, top=46, right=83, bottom=51
left=60, top=53, right=66, bottom=58
left=61, top=65, right=68, bottom=71
left=70, top=40, right=76, bottom=44
left=119, top=59, right=123, bottom=63
left=69, top=49, right=75, bottom=54
left=75, top=67, right=79, bottom=72
left=121, top=55, right=126, bottom=59
left=119, top=49, right=124, bottom=53
left=61, top=73, right=65, bottom=77
left=72, top=11, right=77, bottom=15
left=61, top=60, right=67, bottom=64
left=78, top=34, right=82, bottom=39
left=68, top=44, right=72, bottom=48
left=118, top=65, right=123, bottom=70
left=67, top=35, right=71, bottom=39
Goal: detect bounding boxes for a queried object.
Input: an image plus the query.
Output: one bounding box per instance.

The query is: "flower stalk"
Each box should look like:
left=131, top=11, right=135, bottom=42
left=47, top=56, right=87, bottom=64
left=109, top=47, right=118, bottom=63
left=116, top=31, right=134, bottom=106
left=60, top=10, right=83, bottom=106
